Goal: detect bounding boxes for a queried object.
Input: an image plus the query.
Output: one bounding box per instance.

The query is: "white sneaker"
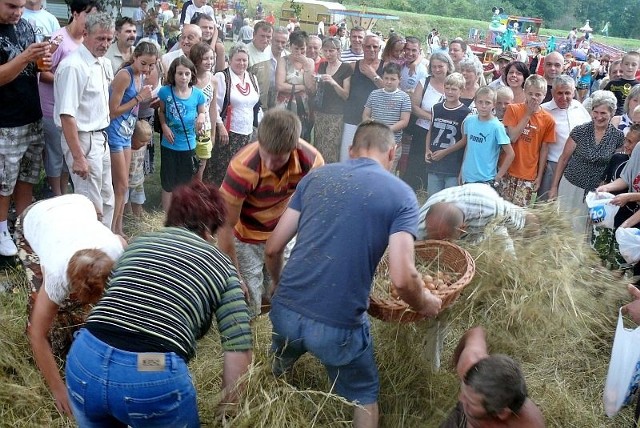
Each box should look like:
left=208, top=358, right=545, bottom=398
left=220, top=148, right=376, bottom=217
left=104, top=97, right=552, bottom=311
left=0, top=231, right=17, bottom=256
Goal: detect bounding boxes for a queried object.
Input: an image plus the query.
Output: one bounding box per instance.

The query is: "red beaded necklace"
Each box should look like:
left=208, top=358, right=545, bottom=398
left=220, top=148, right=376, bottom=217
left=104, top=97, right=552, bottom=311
left=236, top=81, right=250, bottom=96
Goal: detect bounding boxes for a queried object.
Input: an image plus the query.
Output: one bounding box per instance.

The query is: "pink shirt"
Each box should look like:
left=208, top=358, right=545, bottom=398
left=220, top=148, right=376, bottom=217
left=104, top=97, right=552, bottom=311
left=39, top=27, right=81, bottom=118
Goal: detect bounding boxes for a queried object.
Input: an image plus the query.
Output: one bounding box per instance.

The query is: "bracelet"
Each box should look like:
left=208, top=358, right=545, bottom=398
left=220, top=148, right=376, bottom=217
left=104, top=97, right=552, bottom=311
left=134, top=94, right=142, bottom=104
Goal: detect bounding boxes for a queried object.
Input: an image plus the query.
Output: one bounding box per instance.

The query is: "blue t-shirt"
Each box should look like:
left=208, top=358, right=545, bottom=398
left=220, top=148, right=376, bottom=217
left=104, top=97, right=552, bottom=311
left=272, top=158, right=419, bottom=329
left=460, top=115, right=510, bottom=183
left=158, top=85, right=206, bottom=152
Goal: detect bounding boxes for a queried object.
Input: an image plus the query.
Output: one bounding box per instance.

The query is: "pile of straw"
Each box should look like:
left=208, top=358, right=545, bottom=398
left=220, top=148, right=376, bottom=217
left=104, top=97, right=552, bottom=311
left=0, top=205, right=636, bottom=427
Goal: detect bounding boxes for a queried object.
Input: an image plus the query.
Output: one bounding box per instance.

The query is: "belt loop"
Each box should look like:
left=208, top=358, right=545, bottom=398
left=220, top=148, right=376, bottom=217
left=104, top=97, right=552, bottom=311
left=170, top=353, right=177, bottom=373
left=102, top=343, right=113, bottom=370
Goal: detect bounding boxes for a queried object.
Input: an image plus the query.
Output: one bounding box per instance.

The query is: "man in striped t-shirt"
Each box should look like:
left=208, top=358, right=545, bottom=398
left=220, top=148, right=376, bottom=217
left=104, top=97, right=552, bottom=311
left=217, top=110, right=324, bottom=317
left=340, top=26, right=365, bottom=63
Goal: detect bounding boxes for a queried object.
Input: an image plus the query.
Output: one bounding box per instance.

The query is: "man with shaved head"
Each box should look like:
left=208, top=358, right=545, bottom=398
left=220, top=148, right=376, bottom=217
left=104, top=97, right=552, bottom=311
left=417, top=183, right=537, bottom=249
left=542, top=51, right=564, bottom=102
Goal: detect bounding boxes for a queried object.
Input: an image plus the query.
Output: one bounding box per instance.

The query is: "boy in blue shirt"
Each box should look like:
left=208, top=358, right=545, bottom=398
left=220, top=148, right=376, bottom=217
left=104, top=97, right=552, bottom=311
left=460, top=86, right=515, bottom=186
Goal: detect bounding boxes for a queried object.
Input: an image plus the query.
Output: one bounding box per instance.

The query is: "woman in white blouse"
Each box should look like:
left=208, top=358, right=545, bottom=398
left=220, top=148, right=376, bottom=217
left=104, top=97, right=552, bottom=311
left=405, top=52, right=454, bottom=190
left=206, top=42, right=261, bottom=185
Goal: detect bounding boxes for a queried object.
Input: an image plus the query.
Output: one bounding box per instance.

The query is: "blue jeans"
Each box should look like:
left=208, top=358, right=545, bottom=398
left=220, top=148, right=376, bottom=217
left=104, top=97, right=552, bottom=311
left=269, top=302, right=379, bottom=404
left=427, top=173, right=458, bottom=196
left=65, top=329, right=199, bottom=427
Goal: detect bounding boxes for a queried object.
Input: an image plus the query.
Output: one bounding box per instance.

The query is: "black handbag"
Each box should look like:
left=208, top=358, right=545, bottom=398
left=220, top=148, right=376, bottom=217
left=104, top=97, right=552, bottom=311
left=171, top=87, right=199, bottom=176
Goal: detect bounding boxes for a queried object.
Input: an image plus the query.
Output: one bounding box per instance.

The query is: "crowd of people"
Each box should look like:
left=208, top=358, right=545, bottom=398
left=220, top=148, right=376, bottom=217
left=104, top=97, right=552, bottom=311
left=4, top=0, right=640, bottom=425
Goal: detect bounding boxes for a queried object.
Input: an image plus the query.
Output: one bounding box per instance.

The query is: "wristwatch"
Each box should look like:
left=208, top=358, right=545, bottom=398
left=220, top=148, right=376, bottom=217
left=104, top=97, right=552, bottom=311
left=373, top=75, right=382, bottom=82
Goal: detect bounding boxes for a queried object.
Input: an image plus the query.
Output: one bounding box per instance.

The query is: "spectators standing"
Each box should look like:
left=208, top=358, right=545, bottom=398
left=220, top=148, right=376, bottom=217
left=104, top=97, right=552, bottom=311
left=405, top=52, right=453, bottom=190
left=541, top=51, right=564, bottom=102
left=500, top=75, right=556, bottom=206
left=105, top=41, right=156, bottom=238
left=549, top=90, right=624, bottom=233
left=189, top=42, right=218, bottom=181
left=132, top=0, right=147, bottom=44
left=312, top=37, right=352, bottom=163
left=265, top=10, right=275, bottom=25
left=247, top=21, right=274, bottom=109
left=494, top=86, right=514, bottom=121
left=400, top=37, right=427, bottom=93
left=317, top=17, right=324, bottom=38
left=54, top=12, right=116, bottom=227
left=183, top=0, right=215, bottom=27
left=459, top=86, right=514, bottom=186
left=448, top=39, right=466, bottom=72
left=206, top=43, right=261, bottom=185
left=363, top=63, right=412, bottom=173
left=105, top=16, right=136, bottom=74
left=157, top=56, right=206, bottom=211
left=265, top=120, right=440, bottom=428
left=160, top=23, right=201, bottom=76
left=568, top=27, right=577, bottom=49
left=306, top=34, right=322, bottom=72
left=424, top=72, right=471, bottom=193
left=192, top=13, right=224, bottom=72
left=340, top=25, right=365, bottom=63
left=217, top=110, right=324, bottom=317
left=538, top=75, right=591, bottom=201
left=603, top=51, right=640, bottom=115
left=39, top=0, right=98, bottom=198
left=239, top=17, right=253, bottom=44
left=22, top=0, right=59, bottom=37
left=0, top=0, right=52, bottom=255
left=328, top=21, right=337, bottom=37
left=275, top=31, right=316, bottom=141
left=340, top=34, right=383, bottom=161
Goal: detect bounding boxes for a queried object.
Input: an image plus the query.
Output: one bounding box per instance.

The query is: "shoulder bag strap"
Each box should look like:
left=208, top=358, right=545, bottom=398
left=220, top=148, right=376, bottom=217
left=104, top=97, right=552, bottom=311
left=170, top=86, right=193, bottom=151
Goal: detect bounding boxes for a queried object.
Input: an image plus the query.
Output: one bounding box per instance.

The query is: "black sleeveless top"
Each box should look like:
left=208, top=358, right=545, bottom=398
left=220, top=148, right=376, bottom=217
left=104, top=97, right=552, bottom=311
left=343, top=60, right=385, bottom=125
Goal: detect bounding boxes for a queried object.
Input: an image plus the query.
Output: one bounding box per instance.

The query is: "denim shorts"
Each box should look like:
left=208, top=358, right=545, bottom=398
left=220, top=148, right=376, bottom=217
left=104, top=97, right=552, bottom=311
left=65, top=329, right=199, bottom=427
left=270, top=302, right=379, bottom=404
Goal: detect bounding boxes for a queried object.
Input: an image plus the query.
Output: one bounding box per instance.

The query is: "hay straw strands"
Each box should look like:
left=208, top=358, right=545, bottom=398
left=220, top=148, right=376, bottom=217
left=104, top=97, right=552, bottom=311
left=0, top=206, right=638, bottom=426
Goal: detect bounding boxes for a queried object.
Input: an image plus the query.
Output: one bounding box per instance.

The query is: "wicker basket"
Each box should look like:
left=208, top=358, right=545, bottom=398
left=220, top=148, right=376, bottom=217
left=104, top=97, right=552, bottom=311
left=368, top=240, right=476, bottom=323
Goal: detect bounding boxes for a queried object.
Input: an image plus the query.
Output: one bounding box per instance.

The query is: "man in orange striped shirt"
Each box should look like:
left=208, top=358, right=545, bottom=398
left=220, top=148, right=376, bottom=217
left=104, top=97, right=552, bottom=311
left=217, top=109, right=324, bottom=317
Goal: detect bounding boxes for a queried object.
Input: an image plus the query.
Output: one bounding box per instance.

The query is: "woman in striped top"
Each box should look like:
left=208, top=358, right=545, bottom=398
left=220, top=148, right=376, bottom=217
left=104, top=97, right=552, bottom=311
left=65, top=180, right=253, bottom=427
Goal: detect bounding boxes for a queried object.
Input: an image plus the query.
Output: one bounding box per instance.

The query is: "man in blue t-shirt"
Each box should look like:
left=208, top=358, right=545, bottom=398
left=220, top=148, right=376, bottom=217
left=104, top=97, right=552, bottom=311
left=265, top=120, right=441, bottom=428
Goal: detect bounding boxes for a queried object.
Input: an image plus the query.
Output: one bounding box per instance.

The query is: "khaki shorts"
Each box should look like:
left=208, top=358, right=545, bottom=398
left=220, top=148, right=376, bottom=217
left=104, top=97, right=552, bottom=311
left=0, top=120, right=44, bottom=196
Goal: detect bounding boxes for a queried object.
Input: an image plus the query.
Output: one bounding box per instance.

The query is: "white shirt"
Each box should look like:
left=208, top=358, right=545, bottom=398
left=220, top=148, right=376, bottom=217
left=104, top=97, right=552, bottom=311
left=24, top=194, right=124, bottom=306
left=517, top=49, right=528, bottom=64
left=161, top=48, right=184, bottom=75
left=415, top=80, right=444, bottom=130
left=215, top=70, right=260, bottom=135
left=400, top=62, right=427, bottom=93
left=54, top=44, right=113, bottom=131
left=541, top=98, right=591, bottom=162
left=317, top=20, right=325, bottom=36
left=104, top=42, right=133, bottom=75
left=417, top=183, right=526, bottom=241
left=184, top=4, right=215, bottom=25
left=247, top=42, right=270, bottom=67
left=22, top=8, right=60, bottom=37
